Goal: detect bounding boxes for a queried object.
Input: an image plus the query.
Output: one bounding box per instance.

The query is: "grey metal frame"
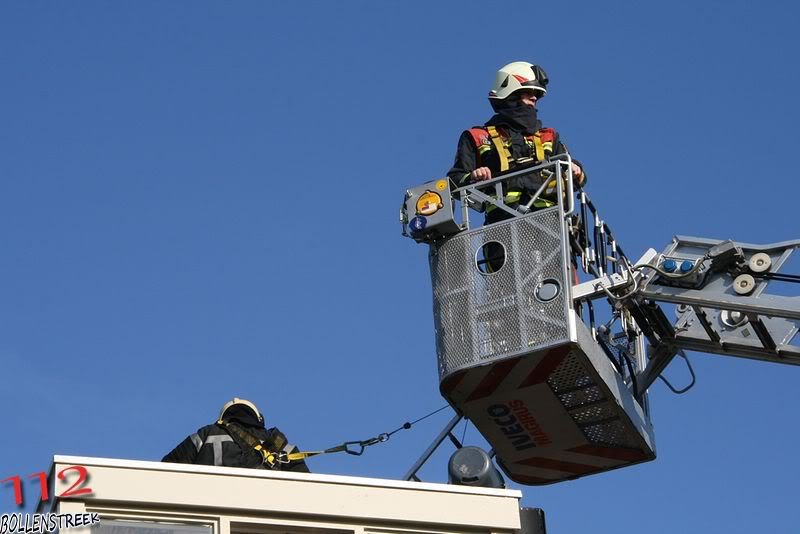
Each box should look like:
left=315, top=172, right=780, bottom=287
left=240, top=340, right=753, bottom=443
left=403, top=414, right=463, bottom=482
left=632, top=236, right=800, bottom=396
left=452, top=155, right=575, bottom=231
left=567, top=231, right=800, bottom=396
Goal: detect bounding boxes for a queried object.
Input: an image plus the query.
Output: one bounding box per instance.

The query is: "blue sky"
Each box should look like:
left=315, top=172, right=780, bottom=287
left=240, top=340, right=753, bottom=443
left=2, top=1, right=799, bottom=533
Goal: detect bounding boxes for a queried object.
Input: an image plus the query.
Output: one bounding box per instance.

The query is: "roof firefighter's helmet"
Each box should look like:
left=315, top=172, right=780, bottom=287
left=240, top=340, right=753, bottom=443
left=219, top=397, right=263, bottom=423
left=488, top=61, right=549, bottom=100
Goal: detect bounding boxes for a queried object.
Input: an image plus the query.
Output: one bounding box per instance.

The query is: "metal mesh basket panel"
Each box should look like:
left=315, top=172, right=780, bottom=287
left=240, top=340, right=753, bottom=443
left=570, top=403, right=619, bottom=424
left=582, top=419, right=642, bottom=449
left=546, top=351, right=594, bottom=393
left=518, top=211, right=572, bottom=349
left=548, top=349, right=642, bottom=449
left=431, top=209, right=570, bottom=379
left=547, top=352, right=606, bottom=409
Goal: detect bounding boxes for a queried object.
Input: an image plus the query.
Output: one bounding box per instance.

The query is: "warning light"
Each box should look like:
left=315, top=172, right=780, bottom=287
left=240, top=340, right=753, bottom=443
left=409, top=216, right=427, bottom=233
left=416, top=191, right=443, bottom=216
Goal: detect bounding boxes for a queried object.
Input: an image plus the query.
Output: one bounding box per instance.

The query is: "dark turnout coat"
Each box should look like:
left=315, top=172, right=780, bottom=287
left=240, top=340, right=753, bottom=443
left=162, top=406, right=309, bottom=472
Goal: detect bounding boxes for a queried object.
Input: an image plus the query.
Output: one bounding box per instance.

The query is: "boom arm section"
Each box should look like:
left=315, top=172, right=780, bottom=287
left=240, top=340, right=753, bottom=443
left=631, top=236, right=800, bottom=396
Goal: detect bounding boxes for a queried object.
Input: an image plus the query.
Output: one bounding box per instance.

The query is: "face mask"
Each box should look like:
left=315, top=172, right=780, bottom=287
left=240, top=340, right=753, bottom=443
left=489, top=97, right=540, bottom=134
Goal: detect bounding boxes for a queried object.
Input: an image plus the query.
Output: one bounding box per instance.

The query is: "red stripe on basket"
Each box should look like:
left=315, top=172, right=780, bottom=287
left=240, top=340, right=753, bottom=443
left=516, top=455, right=598, bottom=475
left=568, top=444, right=649, bottom=462
left=465, top=358, right=521, bottom=402
left=518, top=345, right=570, bottom=388
left=440, top=371, right=467, bottom=397
left=509, top=473, right=554, bottom=485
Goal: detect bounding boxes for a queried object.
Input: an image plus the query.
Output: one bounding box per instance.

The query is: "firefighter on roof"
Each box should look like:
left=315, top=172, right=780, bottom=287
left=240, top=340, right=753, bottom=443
left=447, top=61, right=586, bottom=225
left=162, top=398, right=310, bottom=472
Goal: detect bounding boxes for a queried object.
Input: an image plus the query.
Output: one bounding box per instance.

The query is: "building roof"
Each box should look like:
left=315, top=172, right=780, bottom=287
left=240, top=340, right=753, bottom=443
left=41, top=456, right=523, bottom=532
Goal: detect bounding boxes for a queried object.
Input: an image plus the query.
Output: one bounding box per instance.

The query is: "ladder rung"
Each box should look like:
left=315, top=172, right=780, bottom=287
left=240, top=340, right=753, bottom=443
left=747, top=315, right=777, bottom=351
left=692, top=306, right=721, bottom=344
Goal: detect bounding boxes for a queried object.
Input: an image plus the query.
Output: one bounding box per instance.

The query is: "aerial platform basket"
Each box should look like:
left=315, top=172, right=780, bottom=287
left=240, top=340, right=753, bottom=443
left=431, top=207, right=655, bottom=484
left=404, top=160, right=800, bottom=485
left=402, top=161, right=656, bottom=484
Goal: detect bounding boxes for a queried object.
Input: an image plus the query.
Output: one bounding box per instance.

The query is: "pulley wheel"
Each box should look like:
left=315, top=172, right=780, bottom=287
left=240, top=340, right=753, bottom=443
left=749, top=252, right=771, bottom=273
left=733, top=274, right=756, bottom=295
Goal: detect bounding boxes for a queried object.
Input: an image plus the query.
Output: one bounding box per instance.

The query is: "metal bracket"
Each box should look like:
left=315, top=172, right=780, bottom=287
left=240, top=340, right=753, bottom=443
left=403, top=413, right=462, bottom=482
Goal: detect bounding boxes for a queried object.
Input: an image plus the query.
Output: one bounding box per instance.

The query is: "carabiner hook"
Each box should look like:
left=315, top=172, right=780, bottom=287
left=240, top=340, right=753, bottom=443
left=343, top=441, right=366, bottom=456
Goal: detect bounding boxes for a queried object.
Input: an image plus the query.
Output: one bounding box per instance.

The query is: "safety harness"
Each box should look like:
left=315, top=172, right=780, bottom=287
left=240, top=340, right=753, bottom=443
left=218, top=420, right=394, bottom=468
left=466, top=126, right=558, bottom=210
left=216, top=419, right=299, bottom=468
left=216, top=405, right=449, bottom=468
left=469, top=126, right=555, bottom=171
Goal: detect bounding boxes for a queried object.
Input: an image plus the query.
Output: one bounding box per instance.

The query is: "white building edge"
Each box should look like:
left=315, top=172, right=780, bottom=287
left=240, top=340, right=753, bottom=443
left=37, top=456, right=527, bottom=534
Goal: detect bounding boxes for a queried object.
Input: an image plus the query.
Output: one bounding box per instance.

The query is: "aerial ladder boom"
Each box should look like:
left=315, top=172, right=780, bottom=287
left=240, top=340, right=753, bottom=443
left=400, top=159, right=800, bottom=485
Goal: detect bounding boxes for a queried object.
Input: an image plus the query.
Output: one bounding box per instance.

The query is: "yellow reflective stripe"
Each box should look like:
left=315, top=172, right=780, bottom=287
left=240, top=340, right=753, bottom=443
left=534, top=134, right=545, bottom=161
left=477, top=145, right=492, bottom=155
left=484, top=189, right=521, bottom=212
left=486, top=193, right=552, bottom=212
left=487, top=126, right=509, bottom=172
left=505, top=191, right=522, bottom=202
left=533, top=198, right=556, bottom=208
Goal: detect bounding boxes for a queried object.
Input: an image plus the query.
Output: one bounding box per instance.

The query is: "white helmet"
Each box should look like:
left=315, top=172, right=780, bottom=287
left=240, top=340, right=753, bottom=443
left=488, top=61, right=549, bottom=100
left=219, top=397, right=263, bottom=423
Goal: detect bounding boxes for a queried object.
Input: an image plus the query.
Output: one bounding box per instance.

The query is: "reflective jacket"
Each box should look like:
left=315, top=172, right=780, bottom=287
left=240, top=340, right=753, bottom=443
left=447, top=122, right=583, bottom=223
